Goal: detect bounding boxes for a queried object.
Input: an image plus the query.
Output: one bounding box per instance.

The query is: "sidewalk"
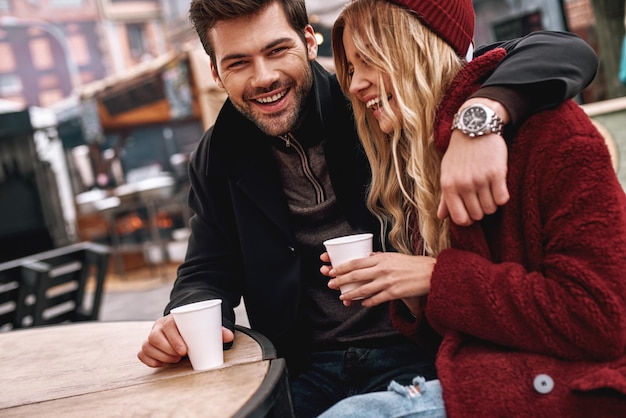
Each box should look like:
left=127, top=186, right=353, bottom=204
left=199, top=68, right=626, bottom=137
left=98, top=263, right=249, bottom=326
left=98, top=263, right=176, bottom=322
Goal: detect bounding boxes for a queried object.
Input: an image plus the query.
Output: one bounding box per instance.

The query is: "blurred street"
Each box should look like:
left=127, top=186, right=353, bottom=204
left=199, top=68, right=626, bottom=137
left=98, top=263, right=176, bottom=321
left=98, top=262, right=250, bottom=327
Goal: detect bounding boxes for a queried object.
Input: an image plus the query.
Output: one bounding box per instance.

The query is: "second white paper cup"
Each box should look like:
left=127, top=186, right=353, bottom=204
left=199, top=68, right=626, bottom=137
left=171, top=299, right=224, bottom=371
left=323, top=233, right=373, bottom=297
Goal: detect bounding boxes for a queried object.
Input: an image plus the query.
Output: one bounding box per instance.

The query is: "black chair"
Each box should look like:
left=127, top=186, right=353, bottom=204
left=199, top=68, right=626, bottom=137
left=0, top=241, right=110, bottom=330
left=0, top=262, right=27, bottom=331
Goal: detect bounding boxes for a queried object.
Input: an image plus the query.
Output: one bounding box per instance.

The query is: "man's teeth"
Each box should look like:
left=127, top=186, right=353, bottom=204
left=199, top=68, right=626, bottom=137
left=256, top=90, right=287, bottom=104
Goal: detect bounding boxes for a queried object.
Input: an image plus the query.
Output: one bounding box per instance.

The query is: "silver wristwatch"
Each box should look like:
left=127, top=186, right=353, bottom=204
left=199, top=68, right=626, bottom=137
left=451, top=104, right=504, bottom=138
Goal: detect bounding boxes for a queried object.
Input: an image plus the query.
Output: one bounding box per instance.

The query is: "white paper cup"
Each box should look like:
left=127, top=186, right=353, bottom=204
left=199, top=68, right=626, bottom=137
left=170, top=299, right=224, bottom=371
left=323, top=233, right=373, bottom=298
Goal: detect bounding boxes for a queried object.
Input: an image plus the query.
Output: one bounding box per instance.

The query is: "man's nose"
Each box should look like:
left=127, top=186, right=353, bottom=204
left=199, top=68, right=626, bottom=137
left=251, top=59, right=280, bottom=88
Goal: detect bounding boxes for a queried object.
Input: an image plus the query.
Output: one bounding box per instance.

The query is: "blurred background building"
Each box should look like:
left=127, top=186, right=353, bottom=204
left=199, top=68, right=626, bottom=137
left=0, top=0, right=624, bottom=272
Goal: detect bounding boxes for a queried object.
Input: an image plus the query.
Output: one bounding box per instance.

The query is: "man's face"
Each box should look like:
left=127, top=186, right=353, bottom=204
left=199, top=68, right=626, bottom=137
left=209, top=3, right=318, bottom=137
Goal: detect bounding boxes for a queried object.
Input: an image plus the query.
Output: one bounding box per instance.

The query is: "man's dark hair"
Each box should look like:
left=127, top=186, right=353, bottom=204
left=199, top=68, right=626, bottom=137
left=189, top=0, right=310, bottom=65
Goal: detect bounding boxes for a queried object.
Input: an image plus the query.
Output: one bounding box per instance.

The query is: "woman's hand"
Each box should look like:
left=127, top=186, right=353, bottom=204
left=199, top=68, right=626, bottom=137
left=321, top=251, right=436, bottom=307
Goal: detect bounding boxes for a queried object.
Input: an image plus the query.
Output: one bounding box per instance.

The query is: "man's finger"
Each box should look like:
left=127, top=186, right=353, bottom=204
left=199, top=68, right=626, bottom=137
left=477, top=186, right=497, bottom=216
left=443, top=194, right=473, bottom=226
left=437, top=198, right=450, bottom=220
left=491, top=177, right=510, bottom=206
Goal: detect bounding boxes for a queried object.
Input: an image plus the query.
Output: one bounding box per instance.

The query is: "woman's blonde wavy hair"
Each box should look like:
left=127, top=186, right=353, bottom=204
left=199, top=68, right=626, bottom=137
left=332, top=0, right=463, bottom=256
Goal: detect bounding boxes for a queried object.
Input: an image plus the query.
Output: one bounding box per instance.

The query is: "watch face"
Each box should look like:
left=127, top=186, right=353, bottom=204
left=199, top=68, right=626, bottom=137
left=461, top=106, right=488, bottom=132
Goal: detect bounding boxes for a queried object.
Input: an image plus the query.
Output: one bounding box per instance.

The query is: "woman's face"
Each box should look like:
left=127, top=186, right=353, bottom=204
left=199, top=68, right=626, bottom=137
left=342, top=25, right=400, bottom=134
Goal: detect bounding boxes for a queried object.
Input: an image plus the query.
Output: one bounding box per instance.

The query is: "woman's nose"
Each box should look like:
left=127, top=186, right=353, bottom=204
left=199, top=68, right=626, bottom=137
left=348, top=70, right=368, bottom=95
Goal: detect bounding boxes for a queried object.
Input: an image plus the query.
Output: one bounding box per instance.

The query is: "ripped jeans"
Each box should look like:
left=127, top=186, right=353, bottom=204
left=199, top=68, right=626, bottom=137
left=317, top=376, right=447, bottom=418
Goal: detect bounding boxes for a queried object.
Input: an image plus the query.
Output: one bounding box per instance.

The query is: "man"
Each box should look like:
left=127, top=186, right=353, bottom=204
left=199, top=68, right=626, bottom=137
left=138, top=0, right=597, bottom=416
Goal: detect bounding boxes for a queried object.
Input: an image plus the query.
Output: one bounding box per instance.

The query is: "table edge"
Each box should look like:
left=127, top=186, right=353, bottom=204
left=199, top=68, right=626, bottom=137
left=235, top=325, right=277, bottom=360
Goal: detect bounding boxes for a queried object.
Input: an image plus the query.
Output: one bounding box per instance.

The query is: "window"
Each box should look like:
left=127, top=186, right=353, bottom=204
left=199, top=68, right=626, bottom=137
left=0, top=43, right=16, bottom=72
left=163, top=0, right=189, bottom=19
left=111, top=0, right=158, bottom=3
left=49, top=0, right=84, bottom=7
left=29, top=37, right=54, bottom=70
left=0, top=74, right=22, bottom=96
left=0, top=0, right=10, bottom=13
left=39, top=88, right=63, bottom=107
left=126, top=23, right=145, bottom=59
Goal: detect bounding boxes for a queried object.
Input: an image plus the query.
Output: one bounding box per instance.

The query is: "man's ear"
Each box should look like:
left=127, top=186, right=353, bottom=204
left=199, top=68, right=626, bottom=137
left=304, top=24, right=318, bottom=61
left=210, top=60, right=224, bottom=89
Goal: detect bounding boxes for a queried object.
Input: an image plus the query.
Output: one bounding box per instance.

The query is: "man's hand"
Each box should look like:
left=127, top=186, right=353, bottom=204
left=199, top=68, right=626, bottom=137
left=439, top=98, right=510, bottom=225
left=137, top=314, right=234, bottom=367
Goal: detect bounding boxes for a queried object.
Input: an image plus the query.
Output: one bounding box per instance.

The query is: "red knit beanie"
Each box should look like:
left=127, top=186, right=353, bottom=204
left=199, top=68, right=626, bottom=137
left=389, top=0, right=475, bottom=57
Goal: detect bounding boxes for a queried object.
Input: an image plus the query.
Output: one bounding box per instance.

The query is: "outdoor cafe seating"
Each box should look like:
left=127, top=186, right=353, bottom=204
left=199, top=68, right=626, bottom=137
left=0, top=240, right=109, bottom=332
left=0, top=241, right=295, bottom=417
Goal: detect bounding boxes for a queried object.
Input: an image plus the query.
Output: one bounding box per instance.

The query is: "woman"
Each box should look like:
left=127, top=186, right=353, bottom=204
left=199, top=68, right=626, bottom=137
left=320, top=0, right=626, bottom=416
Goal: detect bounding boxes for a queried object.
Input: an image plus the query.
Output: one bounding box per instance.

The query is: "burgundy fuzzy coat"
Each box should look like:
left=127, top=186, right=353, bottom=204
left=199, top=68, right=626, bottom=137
left=391, top=49, right=626, bottom=417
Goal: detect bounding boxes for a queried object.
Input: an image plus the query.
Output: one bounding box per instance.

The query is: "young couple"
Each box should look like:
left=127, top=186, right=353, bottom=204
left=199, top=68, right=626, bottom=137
left=136, top=0, right=625, bottom=416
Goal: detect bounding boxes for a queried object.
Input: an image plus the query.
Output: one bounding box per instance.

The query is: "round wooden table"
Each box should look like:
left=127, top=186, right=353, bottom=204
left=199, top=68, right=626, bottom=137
left=0, top=321, right=293, bottom=417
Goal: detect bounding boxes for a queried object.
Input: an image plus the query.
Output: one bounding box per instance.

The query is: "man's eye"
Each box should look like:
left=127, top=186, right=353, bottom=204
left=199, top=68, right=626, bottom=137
left=270, top=47, right=287, bottom=55
left=228, top=60, right=246, bottom=69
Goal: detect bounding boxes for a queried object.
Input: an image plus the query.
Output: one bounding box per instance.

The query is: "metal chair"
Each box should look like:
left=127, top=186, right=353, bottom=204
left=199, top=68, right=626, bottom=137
left=0, top=262, right=26, bottom=331
left=0, top=241, right=110, bottom=330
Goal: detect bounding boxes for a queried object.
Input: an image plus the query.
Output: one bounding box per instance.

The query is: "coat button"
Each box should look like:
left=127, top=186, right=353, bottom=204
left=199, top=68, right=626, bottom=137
left=533, top=374, right=554, bottom=394
left=287, top=246, right=296, bottom=256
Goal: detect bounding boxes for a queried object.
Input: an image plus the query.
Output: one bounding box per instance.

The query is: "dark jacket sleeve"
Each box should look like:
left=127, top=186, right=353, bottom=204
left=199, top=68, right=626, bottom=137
left=472, top=31, right=598, bottom=126
left=164, top=126, right=240, bottom=334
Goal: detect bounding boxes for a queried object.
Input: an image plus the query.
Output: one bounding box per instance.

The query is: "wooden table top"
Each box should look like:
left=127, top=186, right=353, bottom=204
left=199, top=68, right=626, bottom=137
left=0, top=321, right=273, bottom=416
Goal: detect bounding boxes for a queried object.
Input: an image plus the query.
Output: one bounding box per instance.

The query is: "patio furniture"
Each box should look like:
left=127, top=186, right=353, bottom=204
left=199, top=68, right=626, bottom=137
left=0, top=241, right=109, bottom=330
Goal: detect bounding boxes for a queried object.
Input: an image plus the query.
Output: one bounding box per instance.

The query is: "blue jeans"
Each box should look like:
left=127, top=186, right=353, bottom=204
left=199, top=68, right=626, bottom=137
left=317, top=377, right=447, bottom=418
left=289, top=343, right=436, bottom=418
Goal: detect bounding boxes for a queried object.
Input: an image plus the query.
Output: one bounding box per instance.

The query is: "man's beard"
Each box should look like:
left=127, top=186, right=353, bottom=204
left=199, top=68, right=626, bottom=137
left=233, top=64, right=314, bottom=137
